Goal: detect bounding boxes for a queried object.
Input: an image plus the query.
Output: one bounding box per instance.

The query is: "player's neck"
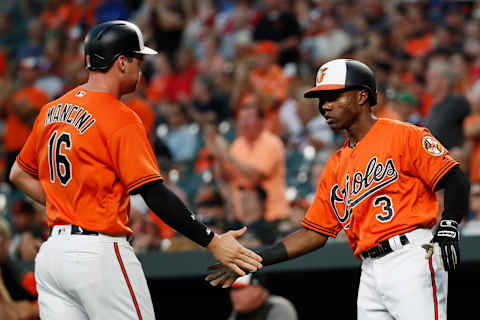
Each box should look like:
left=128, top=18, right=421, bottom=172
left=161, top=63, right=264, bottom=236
left=346, top=114, right=377, bottom=148
left=81, top=73, right=121, bottom=98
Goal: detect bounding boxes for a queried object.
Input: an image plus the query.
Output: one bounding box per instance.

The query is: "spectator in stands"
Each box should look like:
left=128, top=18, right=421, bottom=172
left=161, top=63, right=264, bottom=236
left=195, top=184, right=227, bottom=235
left=464, top=79, right=480, bottom=181
left=9, top=198, right=45, bottom=262
left=279, top=84, right=334, bottom=152
left=180, top=74, right=231, bottom=126
left=231, top=41, right=290, bottom=134
left=165, top=47, right=197, bottom=103
left=0, top=217, right=39, bottom=320
left=162, top=101, right=199, bottom=163
left=4, top=57, right=47, bottom=185
left=16, top=17, right=45, bottom=60
left=424, top=59, right=471, bottom=165
left=148, top=0, right=186, bottom=61
left=227, top=273, right=298, bottom=320
left=217, top=0, right=258, bottom=61
left=253, top=0, right=301, bottom=66
left=207, top=104, right=289, bottom=228
left=122, top=91, right=156, bottom=143
left=277, top=197, right=308, bottom=238
left=300, top=12, right=352, bottom=66
left=372, top=84, right=402, bottom=122
left=0, top=10, right=24, bottom=58
left=462, top=181, right=480, bottom=236
left=35, top=36, right=65, bottom=99
left=231, top=185, right=277, bottom=245
left=390, top=90, right=422, bottom=124
left=146, top=51, right=173, bottom=104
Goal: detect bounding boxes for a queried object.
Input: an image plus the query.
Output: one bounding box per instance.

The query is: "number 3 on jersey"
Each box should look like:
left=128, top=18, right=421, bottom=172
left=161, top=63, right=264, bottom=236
left=48, top=131, right=72, bottom=186
left=374, top=195, right=395, bottom=223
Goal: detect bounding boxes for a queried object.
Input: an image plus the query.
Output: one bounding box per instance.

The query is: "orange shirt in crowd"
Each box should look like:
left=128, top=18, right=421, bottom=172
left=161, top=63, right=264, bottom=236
left=42, top=0, right=100, bottom=30
left=405, top=33, right=433, bottom=57
left=146, top=74, right=171, bottom=104
left=4, top=87, right=48, bottom=152
left=228, top=130, right=288, bottom=221
left=463, top=114, right=480, bottom=182
left=237, top=65, right=289, bottom=134
left=302, top=119, right=457, bottom=258
left=373, top=104, right=402, bottom=121
left=249, top=64, right=289, bottom=105
left=17, top=87, right=162, bottom=236
left=0, top=50, right=5, bottom=77
left=124, top=96, right=156, bottom=137
left=420, top=92, right=434, bottom=118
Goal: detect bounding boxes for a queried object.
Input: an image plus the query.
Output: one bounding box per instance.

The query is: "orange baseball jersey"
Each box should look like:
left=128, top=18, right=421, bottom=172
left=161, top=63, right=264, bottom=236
left=302, top=119, right=457, bottom=258
left=17, top=87, right=162, bottom=236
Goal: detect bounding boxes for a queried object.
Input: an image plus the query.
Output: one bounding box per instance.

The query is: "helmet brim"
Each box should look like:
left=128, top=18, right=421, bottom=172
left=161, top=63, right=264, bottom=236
left=134, top=46, right=158, bottom=55
left=304, top=84, right=345, bottom=98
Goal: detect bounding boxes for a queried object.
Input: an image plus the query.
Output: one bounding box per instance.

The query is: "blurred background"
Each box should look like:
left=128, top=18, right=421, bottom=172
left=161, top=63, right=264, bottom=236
left=0, top=0, right=479, bottom=319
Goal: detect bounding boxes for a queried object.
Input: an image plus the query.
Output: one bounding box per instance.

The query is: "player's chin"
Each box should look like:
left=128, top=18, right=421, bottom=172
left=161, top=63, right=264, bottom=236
left=326, top=121, right=342, bottom=131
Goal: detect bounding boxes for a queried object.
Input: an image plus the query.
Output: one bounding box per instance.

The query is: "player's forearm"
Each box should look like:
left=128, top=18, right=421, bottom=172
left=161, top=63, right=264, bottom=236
left=137, top=180, right=214, bottom=247
left=9, top=161, right=46, bottom=205
left=437, top=165, right=470, bottom=223
left=254, top=228, right=327, bottom=266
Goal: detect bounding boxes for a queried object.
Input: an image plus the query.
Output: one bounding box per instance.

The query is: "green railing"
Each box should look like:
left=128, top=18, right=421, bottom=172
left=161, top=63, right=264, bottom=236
left=139, top=236, right=480, bottom=279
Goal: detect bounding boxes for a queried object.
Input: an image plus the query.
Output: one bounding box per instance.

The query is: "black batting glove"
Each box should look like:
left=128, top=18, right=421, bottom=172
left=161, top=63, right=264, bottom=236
left=432, top=219, right=460, bottom=272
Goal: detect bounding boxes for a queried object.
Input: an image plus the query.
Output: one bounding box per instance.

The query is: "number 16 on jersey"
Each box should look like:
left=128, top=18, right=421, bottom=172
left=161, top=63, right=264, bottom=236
left=48, top=131, right=73, bottom=186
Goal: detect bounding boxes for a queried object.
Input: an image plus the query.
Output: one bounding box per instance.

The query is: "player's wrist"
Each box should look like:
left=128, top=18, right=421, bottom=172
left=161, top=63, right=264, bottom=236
left=253, top=242, right=288, bottom=266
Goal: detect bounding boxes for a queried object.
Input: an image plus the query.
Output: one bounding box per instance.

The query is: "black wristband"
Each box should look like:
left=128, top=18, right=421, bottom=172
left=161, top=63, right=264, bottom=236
left=137, top=180, right=214, bottom=247
left=437, top=166, right=470, bottom=223
left=253, top=242, right=288, bottom=266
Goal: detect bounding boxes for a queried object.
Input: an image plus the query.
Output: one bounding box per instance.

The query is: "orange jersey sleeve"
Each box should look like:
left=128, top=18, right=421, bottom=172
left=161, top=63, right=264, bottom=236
left=107, top=122, right=160, bottom=193
left=302, top=119, right=457, bottom=258
left=17, top=87, right=162, bottom=236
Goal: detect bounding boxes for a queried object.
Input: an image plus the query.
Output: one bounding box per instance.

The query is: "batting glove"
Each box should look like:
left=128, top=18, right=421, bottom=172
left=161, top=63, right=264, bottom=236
left=432, top=219, right=460, bottom=272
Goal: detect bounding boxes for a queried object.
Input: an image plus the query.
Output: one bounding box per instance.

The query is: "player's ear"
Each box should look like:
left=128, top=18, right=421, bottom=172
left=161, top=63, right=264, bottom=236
left=117, top=56, right=127, bottom=72
left=358, top=89, right=369, bottom=106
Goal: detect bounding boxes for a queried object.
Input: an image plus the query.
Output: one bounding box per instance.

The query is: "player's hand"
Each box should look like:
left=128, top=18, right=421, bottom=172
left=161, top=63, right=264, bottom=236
left=207, top=226, right=263, bottom=276
left=432, top=219, right=460, bottom=272
left=205, top=263, right=241, bottom=288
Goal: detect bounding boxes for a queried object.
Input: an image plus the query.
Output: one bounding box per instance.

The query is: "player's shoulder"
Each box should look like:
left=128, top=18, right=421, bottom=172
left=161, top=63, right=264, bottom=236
left=376, top=118, right=427, bottom=136
left=77, top=88, right=143, bottom=129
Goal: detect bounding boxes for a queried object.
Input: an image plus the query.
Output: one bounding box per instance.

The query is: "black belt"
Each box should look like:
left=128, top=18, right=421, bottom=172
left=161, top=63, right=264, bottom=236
left=50, top=225, right=99, bottom=236
left=361, top=234, right=409, bottom=259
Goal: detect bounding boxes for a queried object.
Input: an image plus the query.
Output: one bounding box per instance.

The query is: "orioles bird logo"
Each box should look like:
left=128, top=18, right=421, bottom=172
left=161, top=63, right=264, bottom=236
left=422, top=136, right=444, bottom=156
left=316, top=67, right=328, bottom=85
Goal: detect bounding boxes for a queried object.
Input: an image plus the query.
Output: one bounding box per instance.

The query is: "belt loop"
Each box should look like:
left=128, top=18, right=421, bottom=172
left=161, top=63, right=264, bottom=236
left=389, top=235, right=401, bottom=251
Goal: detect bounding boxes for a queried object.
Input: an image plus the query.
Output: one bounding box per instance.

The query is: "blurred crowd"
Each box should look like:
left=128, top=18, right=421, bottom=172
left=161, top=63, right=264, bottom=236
left=1, top=0, right=480, bottom=317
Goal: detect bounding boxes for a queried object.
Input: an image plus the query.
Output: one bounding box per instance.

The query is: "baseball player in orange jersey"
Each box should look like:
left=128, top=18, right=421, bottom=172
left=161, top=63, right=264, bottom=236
left=206, top=59, right=470, bottom=320
left=9, top=20, right=262, bottom=320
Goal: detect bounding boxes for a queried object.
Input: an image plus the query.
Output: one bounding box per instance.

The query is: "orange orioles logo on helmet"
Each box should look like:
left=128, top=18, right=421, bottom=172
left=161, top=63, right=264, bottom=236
left=316, top=67, right=328, bottom=85
left=422, top=136, right=445, bottom=156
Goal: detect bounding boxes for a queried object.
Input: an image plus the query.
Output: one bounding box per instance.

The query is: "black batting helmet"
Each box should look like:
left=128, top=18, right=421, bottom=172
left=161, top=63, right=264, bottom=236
left=83, top=20, right=157, bottom=71
left=304, top=59, right=377, bottom=106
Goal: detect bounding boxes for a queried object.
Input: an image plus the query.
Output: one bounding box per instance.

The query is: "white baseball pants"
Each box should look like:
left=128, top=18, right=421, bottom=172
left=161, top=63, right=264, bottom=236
left=357, top=228, right=448, bottom=320
left=35, top=225, right=155, bottom=320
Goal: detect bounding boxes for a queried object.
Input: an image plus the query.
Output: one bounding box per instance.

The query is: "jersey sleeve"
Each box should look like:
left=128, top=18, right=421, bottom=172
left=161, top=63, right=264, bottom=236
left=108, top=122, right=162, bottom=193
left=403, top=126, right=458, bottom=190
left=16, top=118, right=40, bottom=178
left=301, top=160, right=342, bottom=238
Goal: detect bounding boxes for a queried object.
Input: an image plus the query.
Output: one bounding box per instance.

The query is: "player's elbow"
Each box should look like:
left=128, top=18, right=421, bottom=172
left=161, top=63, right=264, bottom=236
left=8, top=162, right=20, bottom=184
left=9, top=161, right=23, bottom=186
